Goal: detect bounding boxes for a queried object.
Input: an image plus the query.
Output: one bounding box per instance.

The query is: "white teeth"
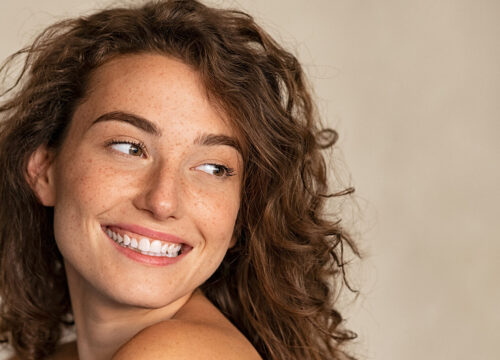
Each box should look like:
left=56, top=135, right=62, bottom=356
left=138, top=238, right=150, bottom=251
left=107, top=227, right=183, bottom=258
left=150, top=240, right=162, bottom=254
left=167, top=243, right=182, bottom=257
left=166, top=244, right=174, bottom=257
left=161, top=243, right=168, bottom=254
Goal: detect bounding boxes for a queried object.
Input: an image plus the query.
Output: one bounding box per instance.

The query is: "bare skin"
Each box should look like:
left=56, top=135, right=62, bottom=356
left=8, top=290, right=261, bottom=360
left=17, top=54, right=259, bottom=359
left=112, top=290, right=262, bottom=360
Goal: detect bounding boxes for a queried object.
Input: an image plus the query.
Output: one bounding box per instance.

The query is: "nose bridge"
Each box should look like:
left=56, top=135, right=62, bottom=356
left=141, top=160, right=181, bottom=219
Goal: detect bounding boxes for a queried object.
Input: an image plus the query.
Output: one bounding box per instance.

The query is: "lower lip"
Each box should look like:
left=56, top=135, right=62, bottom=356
left=104, top=227, right=189, bottom=266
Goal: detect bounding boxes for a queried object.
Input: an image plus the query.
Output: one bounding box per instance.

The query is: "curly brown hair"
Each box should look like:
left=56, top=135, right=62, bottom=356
left=0, top=0, right=359, bottom=359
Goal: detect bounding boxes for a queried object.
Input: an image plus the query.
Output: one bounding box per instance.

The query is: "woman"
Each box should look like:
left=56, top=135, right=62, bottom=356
left=0, top=0, right=358, bottom=359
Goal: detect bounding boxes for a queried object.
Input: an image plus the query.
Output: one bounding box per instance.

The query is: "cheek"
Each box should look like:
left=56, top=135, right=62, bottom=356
left=52, top=154, right=134, bottom=252
left=55, top=155, right=136, bottom=214
left=189, top=183, right=240, bottom=242
left=56, top=156, right=97, bottom=202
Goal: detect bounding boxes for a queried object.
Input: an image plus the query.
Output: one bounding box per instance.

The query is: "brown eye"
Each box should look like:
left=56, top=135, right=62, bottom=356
left=110, top=142, right=145, bottom=157
left=196, top=163, right=235, bottom=177
left=127, top=144, right=143, bottom=156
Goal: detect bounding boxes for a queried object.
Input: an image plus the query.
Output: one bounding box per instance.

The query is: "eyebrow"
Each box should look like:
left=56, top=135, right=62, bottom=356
left=194, top=133, right=243, bottom=156
left=91, top=111, right=161, bottom=136
left=92, top=111, right=242, bottom=155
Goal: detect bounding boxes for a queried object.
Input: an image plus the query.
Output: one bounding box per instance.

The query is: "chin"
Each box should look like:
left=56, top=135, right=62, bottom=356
left=100, top=278, right=192, bottom=309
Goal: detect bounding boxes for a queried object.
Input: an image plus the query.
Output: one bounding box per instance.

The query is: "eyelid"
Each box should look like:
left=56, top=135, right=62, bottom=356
left=106, top=139, right=148, bottom=158
left=195, top=163, right=236, bottom=178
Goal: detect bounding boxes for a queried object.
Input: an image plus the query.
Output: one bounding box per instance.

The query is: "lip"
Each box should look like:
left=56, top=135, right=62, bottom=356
left=102, top=225, right=192, bottom=266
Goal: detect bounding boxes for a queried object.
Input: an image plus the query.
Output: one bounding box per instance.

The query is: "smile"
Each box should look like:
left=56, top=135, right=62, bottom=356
left=104, top=225, right=185, bottom=258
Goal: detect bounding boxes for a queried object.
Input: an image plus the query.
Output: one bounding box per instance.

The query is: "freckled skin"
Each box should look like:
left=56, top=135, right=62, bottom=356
left=50, top=54, right=242, bottom=310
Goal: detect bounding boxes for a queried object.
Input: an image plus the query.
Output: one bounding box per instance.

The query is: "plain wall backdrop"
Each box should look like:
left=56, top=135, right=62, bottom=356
left=1, top=1, right=499, bottom=359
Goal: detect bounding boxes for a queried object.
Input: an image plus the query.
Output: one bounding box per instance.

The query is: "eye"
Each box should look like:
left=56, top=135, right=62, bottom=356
left=196, top=163, right=235, bottom=178
left=108, top=140, right=146, bottom=157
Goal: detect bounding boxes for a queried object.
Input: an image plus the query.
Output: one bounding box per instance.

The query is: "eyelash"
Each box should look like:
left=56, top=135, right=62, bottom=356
left=106, top=139, right=235, bottom=178
left=107, top=139, right=147, bottom=158
left=200, top=163, right=236, bottom=178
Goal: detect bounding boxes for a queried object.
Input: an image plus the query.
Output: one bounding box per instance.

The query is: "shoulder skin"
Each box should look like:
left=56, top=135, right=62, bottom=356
left=8, top=291, right=260, bottom=360
left=111, top=290, right=262, bottom=360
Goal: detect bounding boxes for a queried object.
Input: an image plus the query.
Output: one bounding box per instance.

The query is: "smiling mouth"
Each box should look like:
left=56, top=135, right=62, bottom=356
left=104, top=225, right=188, bottom=258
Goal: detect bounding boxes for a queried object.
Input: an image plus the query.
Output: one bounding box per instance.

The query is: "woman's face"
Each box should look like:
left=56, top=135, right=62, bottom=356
left=46, top=54, right=242, bottom=308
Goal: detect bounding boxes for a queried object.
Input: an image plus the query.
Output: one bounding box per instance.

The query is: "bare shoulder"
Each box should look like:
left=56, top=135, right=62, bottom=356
left=112, top=290, right=262, bottom=360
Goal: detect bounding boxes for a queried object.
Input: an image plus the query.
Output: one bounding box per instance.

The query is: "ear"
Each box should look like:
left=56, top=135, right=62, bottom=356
left=26, top=145, right=57, bottom=206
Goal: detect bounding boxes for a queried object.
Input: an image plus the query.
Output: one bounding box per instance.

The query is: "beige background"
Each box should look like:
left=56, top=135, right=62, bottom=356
left=1, top=0, right=499, bottom=359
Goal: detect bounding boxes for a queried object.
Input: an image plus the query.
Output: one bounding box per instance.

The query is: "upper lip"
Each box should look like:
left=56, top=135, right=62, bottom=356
left=104, top=223, right=187, bottom=245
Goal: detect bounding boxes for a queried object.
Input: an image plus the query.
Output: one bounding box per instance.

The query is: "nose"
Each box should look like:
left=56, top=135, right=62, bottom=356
left=132, top=162, right=181, bottom=220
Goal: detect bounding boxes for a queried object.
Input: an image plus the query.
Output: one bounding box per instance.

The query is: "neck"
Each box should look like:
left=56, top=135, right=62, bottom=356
left=64, top=263, right=191, bottom=360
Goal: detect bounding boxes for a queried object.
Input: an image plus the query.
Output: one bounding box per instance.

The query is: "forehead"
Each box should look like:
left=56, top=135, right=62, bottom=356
left=74, top=53, right=238, bottom=139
